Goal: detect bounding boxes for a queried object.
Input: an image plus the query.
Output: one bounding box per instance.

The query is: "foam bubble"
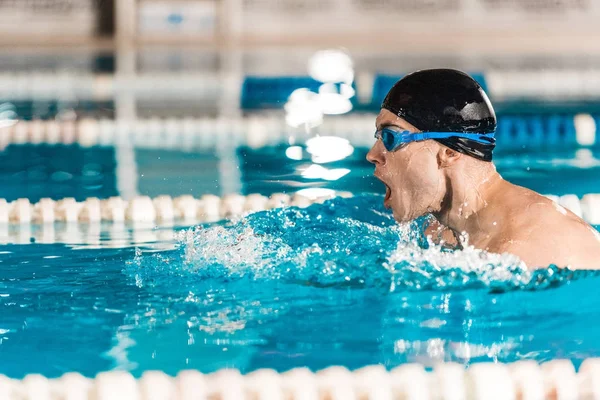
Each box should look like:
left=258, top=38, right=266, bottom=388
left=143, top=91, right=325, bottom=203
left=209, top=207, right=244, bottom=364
left=128, top=195, right=591, bottom=293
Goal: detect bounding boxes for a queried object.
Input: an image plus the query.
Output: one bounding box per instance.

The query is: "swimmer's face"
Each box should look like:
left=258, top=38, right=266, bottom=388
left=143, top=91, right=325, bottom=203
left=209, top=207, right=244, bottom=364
left=367, top=109, right=445, bottom=222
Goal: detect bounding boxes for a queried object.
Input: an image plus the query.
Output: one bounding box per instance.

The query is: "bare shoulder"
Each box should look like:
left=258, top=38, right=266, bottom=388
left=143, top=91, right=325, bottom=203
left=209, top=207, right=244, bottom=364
left=502, top=185, right=582, bottom=227
left=491, top=190, right=600, bottom=269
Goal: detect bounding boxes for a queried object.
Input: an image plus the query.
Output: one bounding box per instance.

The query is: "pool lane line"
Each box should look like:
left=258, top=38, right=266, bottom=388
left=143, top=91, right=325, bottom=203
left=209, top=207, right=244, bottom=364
left=0, top=359, right=596, bottom=399
left=0, top=192, right=354, bottom=225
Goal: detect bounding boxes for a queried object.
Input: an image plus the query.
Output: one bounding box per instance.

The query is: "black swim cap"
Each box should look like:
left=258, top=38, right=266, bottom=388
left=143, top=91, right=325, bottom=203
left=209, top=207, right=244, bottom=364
left=381, top=69, right=496, bottom=161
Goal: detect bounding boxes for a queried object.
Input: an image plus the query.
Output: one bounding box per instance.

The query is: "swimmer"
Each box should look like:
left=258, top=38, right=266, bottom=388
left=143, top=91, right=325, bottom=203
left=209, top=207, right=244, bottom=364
left=367, top=68, right=600, bottom=270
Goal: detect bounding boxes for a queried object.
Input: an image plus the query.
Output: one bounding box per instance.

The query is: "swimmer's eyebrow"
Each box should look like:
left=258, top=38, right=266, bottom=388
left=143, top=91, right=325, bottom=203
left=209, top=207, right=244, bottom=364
left=376, top=121, right=407, bottom=131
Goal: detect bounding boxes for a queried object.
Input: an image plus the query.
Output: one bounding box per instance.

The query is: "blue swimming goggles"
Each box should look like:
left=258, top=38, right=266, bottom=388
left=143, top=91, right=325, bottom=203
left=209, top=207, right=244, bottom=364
left=374, top=128, right=496, bottom=152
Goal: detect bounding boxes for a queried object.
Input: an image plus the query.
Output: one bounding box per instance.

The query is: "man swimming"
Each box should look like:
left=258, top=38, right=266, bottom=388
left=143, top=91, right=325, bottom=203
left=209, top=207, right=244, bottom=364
left=367, top=68, right=600, bottom=270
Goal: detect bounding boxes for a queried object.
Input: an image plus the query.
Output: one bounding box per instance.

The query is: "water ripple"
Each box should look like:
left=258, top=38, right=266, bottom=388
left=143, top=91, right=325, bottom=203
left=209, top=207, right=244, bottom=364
left=128, top=195, right=594, bottom=292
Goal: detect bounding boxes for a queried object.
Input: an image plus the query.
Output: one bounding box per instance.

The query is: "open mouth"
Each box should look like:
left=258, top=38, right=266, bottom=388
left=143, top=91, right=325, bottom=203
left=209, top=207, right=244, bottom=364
left=384, top=183, right=392, bottom=209
left=375, top=174, right=392, bottom=209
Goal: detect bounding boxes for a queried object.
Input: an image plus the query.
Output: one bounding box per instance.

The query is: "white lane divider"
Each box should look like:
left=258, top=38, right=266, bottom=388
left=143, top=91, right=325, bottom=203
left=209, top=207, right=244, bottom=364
left=0, top=360, right=597, bottom=400
left=0, top=192, right=353, bottom=225
left=2, top=191, right=600, bottom=226
left=0, top=190, right=600, bottom=228
left=0, top=116, right=375, bottom=150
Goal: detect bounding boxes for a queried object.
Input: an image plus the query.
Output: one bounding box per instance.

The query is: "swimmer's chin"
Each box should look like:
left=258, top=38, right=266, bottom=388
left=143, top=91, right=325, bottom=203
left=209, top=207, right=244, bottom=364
left=390, top=207, right=429, bottom=224
left=386, top=199, right=420, bottom=222
left=390, top=209, right=413, bottom=223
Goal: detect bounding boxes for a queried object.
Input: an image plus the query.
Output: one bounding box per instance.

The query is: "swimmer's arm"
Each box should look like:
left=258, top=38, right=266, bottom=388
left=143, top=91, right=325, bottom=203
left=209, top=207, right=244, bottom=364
left=424, top=219, right=460, bottom=249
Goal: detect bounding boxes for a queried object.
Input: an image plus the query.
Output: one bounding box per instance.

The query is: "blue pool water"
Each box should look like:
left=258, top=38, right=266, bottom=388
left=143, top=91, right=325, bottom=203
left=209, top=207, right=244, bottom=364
left=0, top=195, right=599, bottom=378
left=1, top=142, right=600, bottom=378
left=3, top=143, right=600, bottom=202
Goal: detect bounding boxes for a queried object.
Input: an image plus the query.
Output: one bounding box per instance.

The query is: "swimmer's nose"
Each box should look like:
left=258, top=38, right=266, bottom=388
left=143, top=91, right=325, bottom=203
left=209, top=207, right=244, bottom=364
left=366, top=141, right=384, bottom=165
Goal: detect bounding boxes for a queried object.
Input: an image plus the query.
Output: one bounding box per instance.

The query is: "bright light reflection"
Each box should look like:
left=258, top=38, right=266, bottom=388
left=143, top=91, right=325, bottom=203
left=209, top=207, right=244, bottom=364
left=318, top=83, right=353, bottom=115
left=301, top=164, right=350, bottom=181
left=285, top=146, right=303, bottom=160
left=340, top=83, right=355, bottom=98
left=296, top=188, right=336, bottom=200
left=574, top=113, right=596, bottom=146
left=288, top=88, right=316, bottom=103
left=319, top=82, right=355, bottom=99
left=573, top=148, right=600, bottom=168
left=0, top=118, right=17, bottom=129
left=0, top=102, right=18, bottom=128
left=285, top=112, right=323, bottom=129
left=306, top=136, right=354, bottom=163
left=318, top=94, right=353, bottom=115
left=308, top=49, right=354, bottom=84
left=284, top=88, right=323, bottom=128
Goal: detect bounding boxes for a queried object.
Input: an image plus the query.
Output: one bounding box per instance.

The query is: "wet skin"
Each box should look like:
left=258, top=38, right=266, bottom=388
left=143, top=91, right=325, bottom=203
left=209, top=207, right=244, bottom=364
left=367, top=109, right=600, bottom=270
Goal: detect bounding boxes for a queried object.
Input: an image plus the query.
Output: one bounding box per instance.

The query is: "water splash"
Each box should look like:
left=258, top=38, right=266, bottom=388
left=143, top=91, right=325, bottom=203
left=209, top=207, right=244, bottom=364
left=127, top=195, right=590, bottom=292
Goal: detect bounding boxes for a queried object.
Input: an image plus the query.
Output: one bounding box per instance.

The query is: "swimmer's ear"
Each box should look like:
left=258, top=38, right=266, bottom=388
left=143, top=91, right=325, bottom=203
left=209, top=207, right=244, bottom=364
left=437, top=147, right=462, bottom=168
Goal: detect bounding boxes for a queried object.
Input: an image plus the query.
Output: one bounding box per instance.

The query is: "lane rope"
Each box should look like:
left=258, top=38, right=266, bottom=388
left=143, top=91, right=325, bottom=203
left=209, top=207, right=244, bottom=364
left=0, top=359, right=598, bottom=399
left=1, top=192, right=600, bottom=225
left=0, top=114, right=596, bottom=150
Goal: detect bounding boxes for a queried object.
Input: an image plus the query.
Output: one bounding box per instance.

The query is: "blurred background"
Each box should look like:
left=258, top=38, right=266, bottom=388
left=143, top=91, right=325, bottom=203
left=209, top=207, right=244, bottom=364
left=3, top=1, right=600, bottom=377
left=1, top=0, right=600, bottom=204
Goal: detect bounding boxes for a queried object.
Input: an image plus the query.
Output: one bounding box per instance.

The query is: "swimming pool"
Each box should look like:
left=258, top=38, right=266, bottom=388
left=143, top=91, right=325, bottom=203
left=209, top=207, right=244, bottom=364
left=1, top=116, right=600, bottom=398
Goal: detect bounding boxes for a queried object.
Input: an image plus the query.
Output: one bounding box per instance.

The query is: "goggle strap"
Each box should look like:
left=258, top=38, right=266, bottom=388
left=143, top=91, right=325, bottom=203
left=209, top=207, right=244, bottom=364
left=377, top=129, right=495, bottom=147
left=413, top=131, right=495, bottom=145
